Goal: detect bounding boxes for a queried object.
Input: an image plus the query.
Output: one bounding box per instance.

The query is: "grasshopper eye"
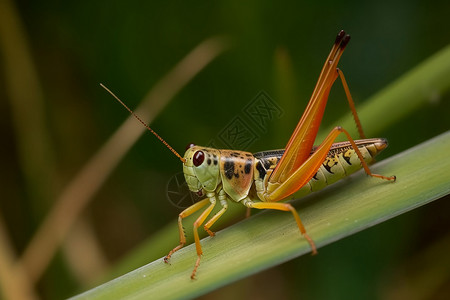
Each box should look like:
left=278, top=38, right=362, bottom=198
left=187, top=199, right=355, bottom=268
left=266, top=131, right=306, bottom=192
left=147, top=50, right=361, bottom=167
left=186, top=143, right=195, bottom=150
left=193, top=151, right=205, bottom=167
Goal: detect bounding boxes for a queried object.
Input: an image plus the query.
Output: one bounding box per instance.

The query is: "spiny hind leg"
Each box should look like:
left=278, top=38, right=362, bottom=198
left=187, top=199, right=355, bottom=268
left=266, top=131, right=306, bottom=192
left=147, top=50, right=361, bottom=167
left=242, top=198, right=317, bottom=255
left=265, top=126, right=396, bottom=202
left=164, top=197, right=211, bottom=263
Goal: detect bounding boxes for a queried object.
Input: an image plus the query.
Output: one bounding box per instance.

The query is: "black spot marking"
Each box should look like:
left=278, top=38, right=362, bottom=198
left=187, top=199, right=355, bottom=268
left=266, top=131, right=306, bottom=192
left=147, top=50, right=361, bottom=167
left=207, top=159, right=212, bottom=165
left=343, top=150, right=353, bottom=165
left=323, top=158, right=337, bottom=174
left=214, top=159, right=218, bottom=165
left=244, top=161, right=252, bottom=174
left=256, top=161, right=266, bottom=179
left=224, top=160, right=235, bottom=180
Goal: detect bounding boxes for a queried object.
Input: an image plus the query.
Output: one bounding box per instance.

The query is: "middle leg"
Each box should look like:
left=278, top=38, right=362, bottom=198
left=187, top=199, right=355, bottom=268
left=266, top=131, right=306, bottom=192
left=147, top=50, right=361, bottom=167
left=242, top=198, right=317, bottom=254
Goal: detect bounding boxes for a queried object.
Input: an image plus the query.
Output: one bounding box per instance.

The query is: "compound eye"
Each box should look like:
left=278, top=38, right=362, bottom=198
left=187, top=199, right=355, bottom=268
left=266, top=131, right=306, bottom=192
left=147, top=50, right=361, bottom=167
left=186, top=143, right=195, bottom=151
left=193, top=150, right=205, bottom=167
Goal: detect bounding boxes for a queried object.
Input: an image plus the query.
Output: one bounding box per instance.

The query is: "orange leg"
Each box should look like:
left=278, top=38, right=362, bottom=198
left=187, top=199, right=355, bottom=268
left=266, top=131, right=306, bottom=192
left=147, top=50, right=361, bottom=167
left=164, top=198, right=210, bottom=263
left=190, top=193, right=218, bottom=279
left=243, top=200, right=317, bottom=255
left=203, top=193, right=228, bottom=236
left=165, top=190, right=230, bottom=279
left=336, top=68, right=366, bottom=139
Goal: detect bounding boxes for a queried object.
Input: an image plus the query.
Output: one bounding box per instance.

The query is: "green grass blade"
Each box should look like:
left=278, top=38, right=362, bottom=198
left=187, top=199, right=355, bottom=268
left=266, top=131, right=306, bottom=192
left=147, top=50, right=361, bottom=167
left=71, top=131, right=450, bottom=299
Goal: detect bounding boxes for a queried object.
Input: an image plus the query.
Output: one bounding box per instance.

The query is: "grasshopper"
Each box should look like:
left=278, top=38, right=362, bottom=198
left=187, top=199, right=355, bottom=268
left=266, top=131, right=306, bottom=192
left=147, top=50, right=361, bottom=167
left=102, top=30, right=396, bottom=280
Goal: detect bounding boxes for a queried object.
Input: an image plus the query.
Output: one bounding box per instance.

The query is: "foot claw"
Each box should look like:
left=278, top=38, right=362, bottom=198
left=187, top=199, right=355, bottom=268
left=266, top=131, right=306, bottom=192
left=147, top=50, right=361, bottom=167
left=205, top=229, right=215, bottom=237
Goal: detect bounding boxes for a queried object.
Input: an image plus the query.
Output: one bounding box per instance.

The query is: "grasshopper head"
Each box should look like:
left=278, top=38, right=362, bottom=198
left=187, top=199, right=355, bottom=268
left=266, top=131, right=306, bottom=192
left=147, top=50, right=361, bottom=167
left=183, top=145, right=221, bottom=195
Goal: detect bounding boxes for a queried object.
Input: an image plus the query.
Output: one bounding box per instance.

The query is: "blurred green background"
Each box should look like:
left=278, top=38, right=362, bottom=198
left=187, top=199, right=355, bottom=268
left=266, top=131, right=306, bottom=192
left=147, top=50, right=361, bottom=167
left=1, top=0, right=449, bottom=299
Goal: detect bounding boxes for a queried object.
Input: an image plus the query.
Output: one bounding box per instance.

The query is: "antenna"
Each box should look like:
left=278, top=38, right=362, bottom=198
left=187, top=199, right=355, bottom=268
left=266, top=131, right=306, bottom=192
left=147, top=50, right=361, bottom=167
left=100, top=83, right=186, bottom=163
